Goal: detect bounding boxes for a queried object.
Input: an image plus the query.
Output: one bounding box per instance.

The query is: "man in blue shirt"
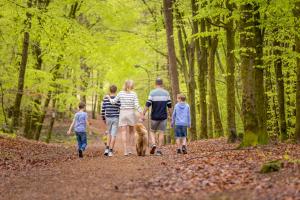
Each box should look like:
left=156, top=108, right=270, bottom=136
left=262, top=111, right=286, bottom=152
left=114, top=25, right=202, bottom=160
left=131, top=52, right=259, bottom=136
left=142, top=78, right=172, bottom=156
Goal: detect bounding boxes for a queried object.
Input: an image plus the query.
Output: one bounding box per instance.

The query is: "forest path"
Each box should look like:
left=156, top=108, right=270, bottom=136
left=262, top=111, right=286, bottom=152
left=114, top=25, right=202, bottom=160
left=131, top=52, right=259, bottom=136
left=1, top=118, right=300, bottom=200
left=1, top=118, right=171, bottom=200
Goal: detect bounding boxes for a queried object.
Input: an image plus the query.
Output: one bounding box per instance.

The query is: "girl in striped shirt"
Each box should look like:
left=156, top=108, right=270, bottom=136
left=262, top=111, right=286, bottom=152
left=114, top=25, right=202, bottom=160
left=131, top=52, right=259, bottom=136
left=107, top=80, right=142, bottom=156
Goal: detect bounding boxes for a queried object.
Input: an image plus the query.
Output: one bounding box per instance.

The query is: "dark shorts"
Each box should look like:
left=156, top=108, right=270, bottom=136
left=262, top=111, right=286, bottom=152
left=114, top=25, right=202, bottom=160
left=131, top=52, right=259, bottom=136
left=175, top=125, right=187, bottom=138
left=151, top=119, right=167, bottom=133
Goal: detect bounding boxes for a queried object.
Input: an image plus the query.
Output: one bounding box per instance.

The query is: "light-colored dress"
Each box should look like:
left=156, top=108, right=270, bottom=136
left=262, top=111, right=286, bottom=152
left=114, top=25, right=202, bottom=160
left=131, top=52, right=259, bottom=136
left=110, top=91, right=142, bottom=127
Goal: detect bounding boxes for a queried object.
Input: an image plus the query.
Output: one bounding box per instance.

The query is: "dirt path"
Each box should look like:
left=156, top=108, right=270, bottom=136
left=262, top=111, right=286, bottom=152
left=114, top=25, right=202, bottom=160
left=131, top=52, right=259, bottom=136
left=1, top=118, right=300, bottom=200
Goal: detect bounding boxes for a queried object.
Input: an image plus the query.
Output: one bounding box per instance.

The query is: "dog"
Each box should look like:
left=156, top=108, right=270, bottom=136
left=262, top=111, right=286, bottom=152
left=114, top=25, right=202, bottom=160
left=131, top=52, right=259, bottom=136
left=135, top=123, right=148, bottom=156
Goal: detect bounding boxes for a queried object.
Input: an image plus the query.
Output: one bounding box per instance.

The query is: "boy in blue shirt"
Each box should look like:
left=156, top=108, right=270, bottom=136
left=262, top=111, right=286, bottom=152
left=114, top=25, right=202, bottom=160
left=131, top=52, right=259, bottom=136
left=171, top=94, right=191, bottom=154
left=67, top=102, right=90, bottom=158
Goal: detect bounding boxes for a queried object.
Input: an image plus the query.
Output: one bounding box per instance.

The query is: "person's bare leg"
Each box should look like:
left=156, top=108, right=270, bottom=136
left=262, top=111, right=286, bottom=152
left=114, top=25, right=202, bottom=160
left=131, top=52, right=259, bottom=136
left=120, top=126, right=127, bottom=155
left=176, top=138, right=181, bottom=148
left=128, top=126, right=135, bottom=153
left=158, top=131, right=165, bottom=148
left=182, top=137, right=187, bottom=146
left=150, top=131, right=156, bottom=146
left=110, top=136, right=116, bottom=150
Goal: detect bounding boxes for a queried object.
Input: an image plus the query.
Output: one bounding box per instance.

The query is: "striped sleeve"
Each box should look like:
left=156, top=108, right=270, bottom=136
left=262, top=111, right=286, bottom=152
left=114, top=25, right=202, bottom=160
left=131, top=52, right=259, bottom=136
left=101, top=97, right=106, bottom=120
left=133, top=92, right=142, bottom=112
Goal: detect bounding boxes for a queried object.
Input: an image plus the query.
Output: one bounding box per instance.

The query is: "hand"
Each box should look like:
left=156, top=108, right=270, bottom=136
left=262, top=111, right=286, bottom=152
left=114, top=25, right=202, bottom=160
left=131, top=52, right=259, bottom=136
left=139, top=113, right=145, bottom=121
left=67, top=130, right=72, bottom=135
left=105, top=94, right=110, bottom=99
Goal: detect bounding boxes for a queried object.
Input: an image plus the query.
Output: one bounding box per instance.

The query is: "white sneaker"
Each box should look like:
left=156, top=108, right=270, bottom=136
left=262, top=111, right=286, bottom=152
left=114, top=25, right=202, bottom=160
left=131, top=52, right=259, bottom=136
left=108, top=151, right=113, bottom=157
left=104, top=148, right=109, bottom=156
left=124, top=151, right=128, bottom=156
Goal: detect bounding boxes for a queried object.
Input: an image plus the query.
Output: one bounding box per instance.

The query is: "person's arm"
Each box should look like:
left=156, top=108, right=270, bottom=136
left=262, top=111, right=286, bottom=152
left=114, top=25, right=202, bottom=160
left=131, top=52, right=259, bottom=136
left=101, top=98, right=106, bottom=122
left=171, top=106, right=176, bottom=128
left=167, top=98, right=172, bottom=119
left=86, top=113, right=92, bottom=134
left=67, top=115, right=76, bottom=135
left=143, top=94, right=152, bottom=116
left=108, top=93, right=120, bottom=104
left=134, top=92, right=142, bottom=113
left=187, top=105, right=191, bottom=128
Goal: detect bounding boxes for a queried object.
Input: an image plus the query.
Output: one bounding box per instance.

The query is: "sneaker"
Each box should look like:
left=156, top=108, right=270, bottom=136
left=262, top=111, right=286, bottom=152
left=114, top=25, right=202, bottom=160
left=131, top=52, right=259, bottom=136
left=150, top=145, right=156, bottom=155
left=108, top=150, right=113, bottom=157
left=155, top=150, right=163, bottom=156
left=104, top=148, right=109, bottom=156
left=177, top=149, right=182, bottom=154
left=78, top=149, right=83, bottom=158
left=182, top=146, right=187, bottom=154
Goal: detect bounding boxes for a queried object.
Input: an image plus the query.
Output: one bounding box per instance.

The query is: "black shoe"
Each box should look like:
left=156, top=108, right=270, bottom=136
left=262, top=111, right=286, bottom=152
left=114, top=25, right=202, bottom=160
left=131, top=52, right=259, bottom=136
left=182, top=146, right=187, bottom=154
left=150, top=145, right=156, bottom=155
left=155, top=150, right=162, bottom=156
left=177, top=149, right=182, bottom=154
left=78, top=149, right=83, bottom=158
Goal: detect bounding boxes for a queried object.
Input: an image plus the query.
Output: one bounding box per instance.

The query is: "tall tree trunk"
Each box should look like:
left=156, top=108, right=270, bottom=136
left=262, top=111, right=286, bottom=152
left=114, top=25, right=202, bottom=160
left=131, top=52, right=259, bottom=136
left=11, top=0, right=33, bottom=130
left=273, top=40, right=288, bottom=141
left=225, top=0, right=237, bottom=142
left=208, top=35, right=224, bottom=137
left=208, top=97, right=214, bottom=138
left=254, top=4, right=268, bottom=144
left=198, top=18, right=208, bottom=139
left=216, top=50, right=242, bottom=120
left=294, top=2, right=300, bottom=143
left=34, top=92, right=51, bottom=140
left=92, top=93, right=98, bottom=119
left=240, top=3, right=259, bottom=147
left=46, top=99, right=56, bottom=143
left=188, top=0, right=198, bottom=141
left=163, top=0, right=180, bottom=103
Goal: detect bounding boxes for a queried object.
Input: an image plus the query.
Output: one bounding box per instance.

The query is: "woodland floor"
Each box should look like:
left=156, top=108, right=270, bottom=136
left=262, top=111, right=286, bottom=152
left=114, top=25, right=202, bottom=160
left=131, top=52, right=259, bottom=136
left=0, top=119, right=300, bottom=200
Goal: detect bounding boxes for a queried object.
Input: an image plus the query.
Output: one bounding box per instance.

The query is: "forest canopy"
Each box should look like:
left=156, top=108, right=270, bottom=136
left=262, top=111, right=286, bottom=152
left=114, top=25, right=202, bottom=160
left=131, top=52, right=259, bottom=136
left=0, top=0, right=300, bottom=145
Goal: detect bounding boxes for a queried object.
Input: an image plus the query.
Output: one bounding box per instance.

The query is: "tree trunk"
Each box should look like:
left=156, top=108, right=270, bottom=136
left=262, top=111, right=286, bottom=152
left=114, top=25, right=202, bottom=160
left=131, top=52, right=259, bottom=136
left=294, top=2, right=300, bottom=143
left=225, top=1, right=237, bottom=142
left=198, top=18, right=208, bottom=139
left=274, top=40, right=288, bottom=141
left=240, top=3, right=259, bottom=147
left=216, top=50, right=242, bottom=120
left=163, top=0, right=180, bottom=103
left=92, top=93, right=98, bottom=119
left=46, top=100, right=56, bottom=143
left=34, top=92, right=51, bottom=140
left=11, top=0, right=33, bottom=130
left=208, top=35, right=223, bottom=137
left=254, top=4, right=268, bottom=144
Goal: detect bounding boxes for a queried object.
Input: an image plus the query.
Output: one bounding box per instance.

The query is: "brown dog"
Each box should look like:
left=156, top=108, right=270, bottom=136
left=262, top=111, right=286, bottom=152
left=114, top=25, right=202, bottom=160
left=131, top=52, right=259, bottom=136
left=135, top=123, right=148, bottom=156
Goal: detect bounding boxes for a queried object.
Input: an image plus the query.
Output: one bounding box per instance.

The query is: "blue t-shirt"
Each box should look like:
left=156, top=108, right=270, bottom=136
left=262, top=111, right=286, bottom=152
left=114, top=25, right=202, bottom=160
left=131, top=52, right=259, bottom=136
left=74, top=111, right=88, bottom=132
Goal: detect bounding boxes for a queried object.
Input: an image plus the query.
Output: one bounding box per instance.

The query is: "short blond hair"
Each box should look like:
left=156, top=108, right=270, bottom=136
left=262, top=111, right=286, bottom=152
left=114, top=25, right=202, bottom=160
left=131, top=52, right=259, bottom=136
left=177, top=93, right=186, bottom=102
left=123, top=80, right=134, bottom=92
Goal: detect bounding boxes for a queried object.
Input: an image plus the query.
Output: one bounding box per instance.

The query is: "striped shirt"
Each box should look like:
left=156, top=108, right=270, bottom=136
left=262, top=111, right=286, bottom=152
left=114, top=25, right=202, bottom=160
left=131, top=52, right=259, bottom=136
left=110, top=91, right=142, bottom=112
left=101, top=96, right=121, bottom=120
left=146, top=88, right=172, bottom=120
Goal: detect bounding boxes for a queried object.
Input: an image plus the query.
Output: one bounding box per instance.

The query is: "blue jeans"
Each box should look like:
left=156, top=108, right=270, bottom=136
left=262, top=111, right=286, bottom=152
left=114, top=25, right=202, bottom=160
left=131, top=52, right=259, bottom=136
left=175, top=125, right=187, bottom=138
left=75, top=132, right=87, bottom=151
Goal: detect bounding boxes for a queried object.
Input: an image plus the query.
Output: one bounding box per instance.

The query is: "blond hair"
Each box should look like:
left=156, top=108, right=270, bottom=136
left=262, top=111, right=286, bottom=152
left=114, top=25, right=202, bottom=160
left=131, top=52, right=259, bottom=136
left=123, top=80, right=134, bottom=92
left=177, top=93, right=186, bottom=102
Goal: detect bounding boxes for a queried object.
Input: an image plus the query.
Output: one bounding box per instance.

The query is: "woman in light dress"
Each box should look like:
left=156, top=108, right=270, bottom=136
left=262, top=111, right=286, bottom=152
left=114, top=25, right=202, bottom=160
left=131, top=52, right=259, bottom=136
left=107, top=80, right=142, bottom=156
